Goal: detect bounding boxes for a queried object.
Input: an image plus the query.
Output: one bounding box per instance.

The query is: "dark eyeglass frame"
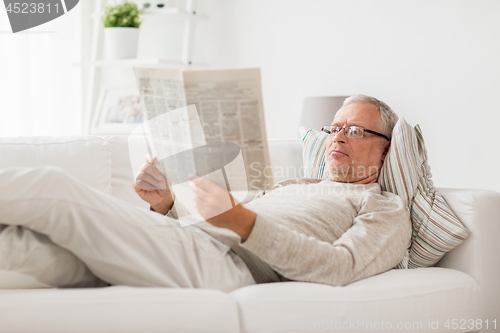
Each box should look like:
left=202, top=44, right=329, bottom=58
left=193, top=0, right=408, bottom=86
left=321, top=125, right=390, bottom=141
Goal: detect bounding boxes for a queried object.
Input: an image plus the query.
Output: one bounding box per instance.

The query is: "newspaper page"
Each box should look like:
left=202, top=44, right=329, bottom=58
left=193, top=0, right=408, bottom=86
left=134, top=67, right=232, bottom=226
left=133, top=68, right=199, bottom=182
left=133, top=67, right=273, bottom=193
left=183, top=68, right=273, bottom=191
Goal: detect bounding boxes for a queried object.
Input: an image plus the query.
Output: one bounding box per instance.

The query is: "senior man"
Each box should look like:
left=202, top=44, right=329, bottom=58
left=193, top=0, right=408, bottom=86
left=0, top=94, right=411, bottom=291
left=134, top=94, right=411, bottom=288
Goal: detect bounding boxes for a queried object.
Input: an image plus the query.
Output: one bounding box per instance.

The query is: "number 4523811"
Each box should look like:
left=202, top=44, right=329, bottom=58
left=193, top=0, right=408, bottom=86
left=6, top=3, right=60, bottom=14
left=444, top=319, right=496, bottom=330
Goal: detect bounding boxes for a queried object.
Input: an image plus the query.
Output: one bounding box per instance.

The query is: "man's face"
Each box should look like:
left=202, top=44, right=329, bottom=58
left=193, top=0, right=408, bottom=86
left=325, top=102, right=390, bottom=183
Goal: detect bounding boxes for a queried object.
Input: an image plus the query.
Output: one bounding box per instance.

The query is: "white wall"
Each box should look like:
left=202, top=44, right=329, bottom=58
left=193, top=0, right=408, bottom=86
left=96, top=0, right=500, bottom=191
left=191, top=0, right=500, bottom=192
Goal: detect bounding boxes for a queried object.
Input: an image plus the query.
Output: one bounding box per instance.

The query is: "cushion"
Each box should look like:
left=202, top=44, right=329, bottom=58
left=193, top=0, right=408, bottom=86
left=378, top=118, right=470, bottom=268
left=0, top=286, right=240, bottom=333
left=298, top=119, right=470, bottom=269
left=231, top=267, right=481, bottom=333
left=299, top=127, right=329, bottom=178
left=0, top=136, right=112, bottom=194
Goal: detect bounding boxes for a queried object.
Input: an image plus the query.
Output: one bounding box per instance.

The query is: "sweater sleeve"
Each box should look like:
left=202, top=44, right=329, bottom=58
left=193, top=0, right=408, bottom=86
left=162, top=178, right=314, bottom=218
left=239, top=192, right=412, bottom=286
left=163, top=188, right=269, bottom=219
left=162, top=198, right=192, bottom=220
left=153, top=178, right=306, bottom=218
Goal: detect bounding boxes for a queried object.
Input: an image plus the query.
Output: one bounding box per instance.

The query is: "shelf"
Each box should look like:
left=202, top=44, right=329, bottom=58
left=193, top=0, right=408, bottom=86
left=74, top=58, right=184, bottom=67
left=74, top=58, right=208, bottom=68
left=139, top=8, right=207, bottom=19
left=91, top=8, right=185, bottom=20
left=140, top=7, right=183, bottom=15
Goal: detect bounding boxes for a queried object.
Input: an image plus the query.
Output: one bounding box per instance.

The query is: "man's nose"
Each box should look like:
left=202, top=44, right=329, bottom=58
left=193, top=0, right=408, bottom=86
left=331, top=128, right=347, bottom=143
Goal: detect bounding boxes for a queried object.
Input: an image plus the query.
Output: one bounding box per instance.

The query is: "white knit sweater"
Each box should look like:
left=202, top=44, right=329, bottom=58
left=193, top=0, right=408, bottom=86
left=167, top=178, right=412, bottom=286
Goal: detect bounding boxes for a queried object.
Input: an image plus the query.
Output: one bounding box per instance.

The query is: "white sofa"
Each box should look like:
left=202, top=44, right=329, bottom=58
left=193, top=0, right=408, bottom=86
left=0, top=135, right=498, bottom=333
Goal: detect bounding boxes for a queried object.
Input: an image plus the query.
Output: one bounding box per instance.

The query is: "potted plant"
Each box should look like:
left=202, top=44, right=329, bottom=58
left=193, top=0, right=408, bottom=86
left=102, top=2, right=144, bottom=60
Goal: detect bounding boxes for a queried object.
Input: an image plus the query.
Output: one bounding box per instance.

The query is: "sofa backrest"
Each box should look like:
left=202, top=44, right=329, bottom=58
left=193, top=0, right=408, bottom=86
left=0, top=136, right=113, bottom=194
left=0, top=136, right=304, bottom=209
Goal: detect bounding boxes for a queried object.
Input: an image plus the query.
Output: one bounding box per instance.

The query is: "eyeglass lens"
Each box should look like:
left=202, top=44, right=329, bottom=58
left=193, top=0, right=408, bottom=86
left=324, top=126, right=363, bottom=138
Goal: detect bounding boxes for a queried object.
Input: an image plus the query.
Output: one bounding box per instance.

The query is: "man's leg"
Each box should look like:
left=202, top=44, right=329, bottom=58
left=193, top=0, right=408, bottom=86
left=0, top=166, right=255, bottom=292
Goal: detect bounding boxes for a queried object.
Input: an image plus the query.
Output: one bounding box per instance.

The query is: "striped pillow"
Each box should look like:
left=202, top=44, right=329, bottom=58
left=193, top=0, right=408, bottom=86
left=299, top=120, right=470, bottom=269
left=379, top=118, right=470, bottom=268
left=299, top=126, right=329, bottom=179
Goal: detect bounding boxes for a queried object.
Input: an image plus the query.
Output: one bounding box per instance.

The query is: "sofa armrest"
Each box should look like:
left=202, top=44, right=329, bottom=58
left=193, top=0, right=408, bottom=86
left=436, top=188, right=500, bottom=323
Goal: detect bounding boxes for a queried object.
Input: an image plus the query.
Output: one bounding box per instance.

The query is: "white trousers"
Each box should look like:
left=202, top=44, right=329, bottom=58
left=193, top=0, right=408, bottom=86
left=0, top=166, right=256, bottom=292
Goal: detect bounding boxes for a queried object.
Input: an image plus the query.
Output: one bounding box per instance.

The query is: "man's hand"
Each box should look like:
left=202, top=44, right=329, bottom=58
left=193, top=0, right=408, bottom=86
left=133, top=156, right=174, bottom=215
left=189, top=177, right=256, bottom=242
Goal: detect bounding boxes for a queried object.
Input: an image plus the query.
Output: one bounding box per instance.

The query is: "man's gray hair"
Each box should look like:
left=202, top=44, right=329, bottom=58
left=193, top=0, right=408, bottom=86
left=338, top=94, right=399, bottom=139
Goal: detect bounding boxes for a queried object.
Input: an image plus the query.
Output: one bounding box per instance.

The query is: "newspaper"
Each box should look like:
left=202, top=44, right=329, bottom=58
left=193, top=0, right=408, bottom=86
left=133, top=67, right=273, bottom=193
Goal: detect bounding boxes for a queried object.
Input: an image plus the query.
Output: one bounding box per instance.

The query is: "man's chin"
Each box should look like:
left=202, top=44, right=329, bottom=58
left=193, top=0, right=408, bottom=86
left=326, top=165, right=353, bottom=182
left=327, top=164, right=381, bottom=183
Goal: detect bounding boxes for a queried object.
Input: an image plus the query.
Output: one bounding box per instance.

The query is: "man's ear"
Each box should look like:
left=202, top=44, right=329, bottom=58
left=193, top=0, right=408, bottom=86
left=381, top=140, right=391, bottom=161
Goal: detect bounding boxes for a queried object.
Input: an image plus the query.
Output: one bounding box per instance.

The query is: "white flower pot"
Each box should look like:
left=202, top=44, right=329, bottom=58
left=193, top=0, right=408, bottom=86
left=104, top=27, right=139, bottom=60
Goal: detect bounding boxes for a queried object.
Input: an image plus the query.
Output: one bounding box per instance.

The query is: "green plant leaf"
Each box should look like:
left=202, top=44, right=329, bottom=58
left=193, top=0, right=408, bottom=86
left=102, top=1, right=142, bottom=28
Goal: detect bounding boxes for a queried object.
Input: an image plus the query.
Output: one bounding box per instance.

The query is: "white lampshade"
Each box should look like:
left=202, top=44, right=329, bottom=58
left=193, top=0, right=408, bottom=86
left=299, top=96, right=349, bottom=134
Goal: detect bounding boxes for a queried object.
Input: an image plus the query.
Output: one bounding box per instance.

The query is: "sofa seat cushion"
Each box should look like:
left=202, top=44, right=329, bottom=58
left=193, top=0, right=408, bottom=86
left=0, top=286, right=240, bottom=333
left=231, top=267, right=481, bottom=333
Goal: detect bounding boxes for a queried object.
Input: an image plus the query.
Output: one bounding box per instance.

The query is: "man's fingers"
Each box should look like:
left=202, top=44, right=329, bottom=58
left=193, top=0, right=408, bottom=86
left=138, top=160, right=164, bottom=182
left=191, top=177, right=220, bottom=192
left=193, top=193, right=207, bottom=204
left=144, top=164, right=164, bottom=181
left=135, top=179, right=160, bottom=190
left=144, top=154, right=157, bottom=164
left=136, top=172, right=168, bottom=190
left=137, top=171, right=159, bottom=186
left=189, top=180, right=209, bottom=196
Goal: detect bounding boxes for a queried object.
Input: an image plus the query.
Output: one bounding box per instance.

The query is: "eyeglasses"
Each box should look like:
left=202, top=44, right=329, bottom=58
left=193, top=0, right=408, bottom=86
left=321, top=125, right=390, bottom=141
